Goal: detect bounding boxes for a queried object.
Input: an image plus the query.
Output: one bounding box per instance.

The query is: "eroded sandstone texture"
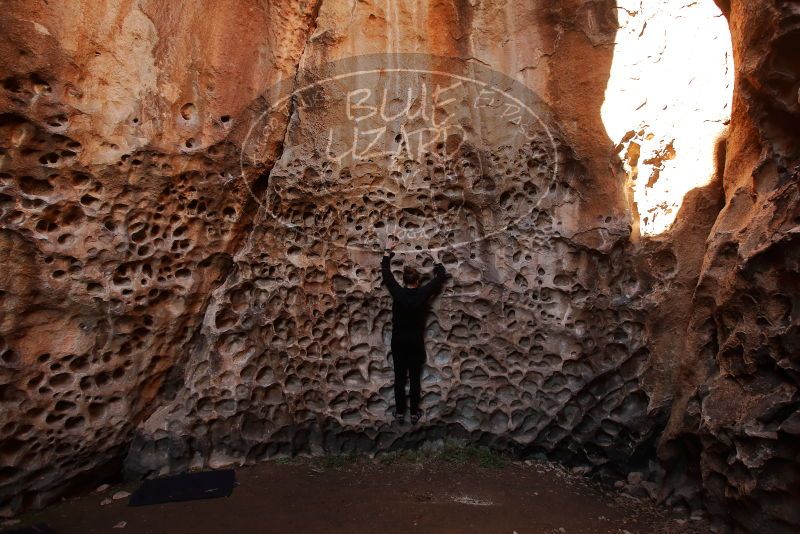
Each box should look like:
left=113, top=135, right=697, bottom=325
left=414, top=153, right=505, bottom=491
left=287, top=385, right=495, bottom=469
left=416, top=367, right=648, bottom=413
left=0, top=0, right=321, bottom=511
left=658, top=1, right=800, bottom=532
left=0, top=1, right=797, bottom=533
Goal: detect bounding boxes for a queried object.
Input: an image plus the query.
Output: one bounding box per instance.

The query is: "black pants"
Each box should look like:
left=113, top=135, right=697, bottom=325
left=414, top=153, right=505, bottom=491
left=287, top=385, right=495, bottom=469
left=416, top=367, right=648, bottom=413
left=391, top=338, right=425, bottom=414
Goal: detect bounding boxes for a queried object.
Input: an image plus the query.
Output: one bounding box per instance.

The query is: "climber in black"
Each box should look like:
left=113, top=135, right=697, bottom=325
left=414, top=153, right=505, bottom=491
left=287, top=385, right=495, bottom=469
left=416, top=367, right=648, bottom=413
left=381, top=237, right=448, bottom=424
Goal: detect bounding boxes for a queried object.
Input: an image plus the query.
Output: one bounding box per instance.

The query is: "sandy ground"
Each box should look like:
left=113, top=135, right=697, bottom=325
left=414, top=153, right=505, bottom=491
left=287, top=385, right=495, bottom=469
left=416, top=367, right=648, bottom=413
left=8, top=451, right=709, bottom=534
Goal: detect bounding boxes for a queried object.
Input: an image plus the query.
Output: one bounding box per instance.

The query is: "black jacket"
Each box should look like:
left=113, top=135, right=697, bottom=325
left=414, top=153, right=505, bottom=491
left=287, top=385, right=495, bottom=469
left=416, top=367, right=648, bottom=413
left=381, top=252, right=447, bottom=343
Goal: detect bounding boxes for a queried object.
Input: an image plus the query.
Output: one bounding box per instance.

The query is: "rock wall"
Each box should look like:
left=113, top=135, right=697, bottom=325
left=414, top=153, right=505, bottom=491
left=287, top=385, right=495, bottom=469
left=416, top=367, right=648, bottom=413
left=125, top=0, right=663, bottom=477
left=0, top=0, right=322, bottom=512
left=0, top=1, right=796, bottom=532
left=659, top=1, right=800, bottom=532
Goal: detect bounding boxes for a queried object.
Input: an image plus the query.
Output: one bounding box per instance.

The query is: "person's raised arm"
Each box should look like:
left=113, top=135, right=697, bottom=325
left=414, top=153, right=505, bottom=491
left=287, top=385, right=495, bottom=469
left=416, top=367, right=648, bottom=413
left=420, top=255, right=447, bottom=300
left=381, top=237, right=401, bottom=298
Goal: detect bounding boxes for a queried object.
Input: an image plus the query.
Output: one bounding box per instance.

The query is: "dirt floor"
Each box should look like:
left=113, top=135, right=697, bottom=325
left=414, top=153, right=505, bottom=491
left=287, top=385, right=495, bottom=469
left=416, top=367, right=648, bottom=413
left=7, top=448, right=709, bottom=534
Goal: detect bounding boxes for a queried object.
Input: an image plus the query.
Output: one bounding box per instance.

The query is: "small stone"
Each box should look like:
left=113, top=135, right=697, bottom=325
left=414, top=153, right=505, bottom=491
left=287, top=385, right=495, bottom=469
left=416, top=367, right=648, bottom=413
left=113, top=521, right=127, bottom=529
left=614, top=480, right=625, bottom=489
left=100, top=498, right=112, bottom=506
left=1, top=519, right=21, bottom=527
left=94, top=483, right=111, bottom=493
left=626, top=471, right=644, bottom=485
left=112, top=491, right=131, bottom=501
left=558, top=528, right=566, bottom=533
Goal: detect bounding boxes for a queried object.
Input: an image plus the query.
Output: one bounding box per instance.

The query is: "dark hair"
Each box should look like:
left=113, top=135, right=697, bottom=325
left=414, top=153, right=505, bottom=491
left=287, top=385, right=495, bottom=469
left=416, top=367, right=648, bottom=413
left=403, top=265, right=420, bottom=286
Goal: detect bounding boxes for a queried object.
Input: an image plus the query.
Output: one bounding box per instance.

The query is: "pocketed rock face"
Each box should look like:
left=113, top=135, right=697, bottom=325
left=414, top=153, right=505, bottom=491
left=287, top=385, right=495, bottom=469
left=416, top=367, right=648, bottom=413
left=0, top=1, right=795, bottom=532
left=123, top=0, right=696, bottom=486
left=0, top=0, right=321, bottom=513
left=658, top=1, right=800, bottom=533
left=126, top=48, right=665, bottom=478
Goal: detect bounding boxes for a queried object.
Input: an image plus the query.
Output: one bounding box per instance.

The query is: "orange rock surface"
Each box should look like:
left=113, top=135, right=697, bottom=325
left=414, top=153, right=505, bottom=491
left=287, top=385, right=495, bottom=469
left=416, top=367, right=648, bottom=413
left=0, top=1, right=796, bottom=532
